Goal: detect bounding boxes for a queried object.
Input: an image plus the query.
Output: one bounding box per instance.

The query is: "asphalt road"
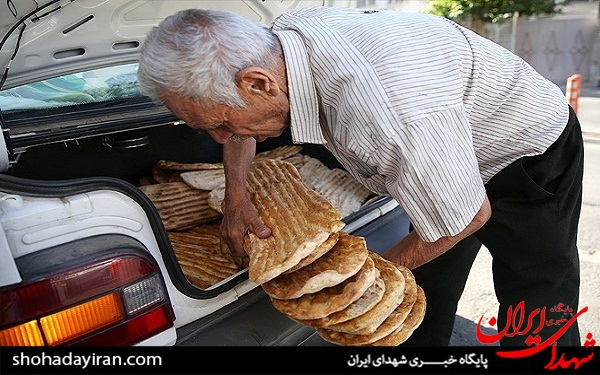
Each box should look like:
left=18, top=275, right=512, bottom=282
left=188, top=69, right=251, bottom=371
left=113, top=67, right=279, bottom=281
left=450, top=83, right=600, bottom=346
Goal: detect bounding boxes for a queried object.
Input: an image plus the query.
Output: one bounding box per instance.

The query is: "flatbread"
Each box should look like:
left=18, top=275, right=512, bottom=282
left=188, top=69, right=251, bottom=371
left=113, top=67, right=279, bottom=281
left=282, top=153, right=312, bottom=169
left=153, top=145, right=300, bottom=174
left=243, top=159, right=345, bottom=284
left=368, top=286, right=427, bottom=346
left=138, top=182, right=222, bottom=231
left=284, top=231, right=339, bottom=274
left=298, top=157, right=372, bottom=218
left=151, top=165, right=183, bottom=183
left=317, top=292, right=415, bottom=346
left=170, top=240, right=239, bottom=289
left=154, top=159, right=224, bottom=171
left=322, top=252, right=405, bottom=334
left=208, top=186, right=225, bottom=214
left=180, top=169, right=226, bottom=191
left=185, top=223, right=222, bottom=237
left=270, top=256, right=378, bottom=320
left=299, top=275, right=385, bottom=327
left=384, top=264, right=419, bottom=328
left=343, top=263, right=419, bottom=335
left=315, top=259, right=421, bottom=346
left=168, top=228, right=221, bottom=254
left=261, top=232, right=368, bottom=299
left=254, top=145, right=303, bottom=160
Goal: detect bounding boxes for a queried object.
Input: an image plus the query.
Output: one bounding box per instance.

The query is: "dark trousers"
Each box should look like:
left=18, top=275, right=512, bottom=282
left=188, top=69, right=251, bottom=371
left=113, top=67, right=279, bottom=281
left=403, top=106, right=584, bottom=346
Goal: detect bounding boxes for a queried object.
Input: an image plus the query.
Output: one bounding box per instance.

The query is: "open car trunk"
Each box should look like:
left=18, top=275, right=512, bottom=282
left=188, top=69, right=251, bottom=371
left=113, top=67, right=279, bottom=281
left=0, top=113, right=409, bottom=345
left=0, top=0, right=410, bottom=346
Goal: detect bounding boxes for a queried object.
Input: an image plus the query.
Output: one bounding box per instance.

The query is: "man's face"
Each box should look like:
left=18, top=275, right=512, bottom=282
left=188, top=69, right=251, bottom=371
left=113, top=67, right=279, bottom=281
left=161, top=90, right=290, bottom=144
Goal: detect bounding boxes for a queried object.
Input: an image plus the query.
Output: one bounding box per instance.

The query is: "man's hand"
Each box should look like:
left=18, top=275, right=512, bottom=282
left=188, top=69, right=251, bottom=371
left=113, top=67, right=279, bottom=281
left=219, top=137, right=271, bottom=269
left=219, top=194, right=272, bottom=269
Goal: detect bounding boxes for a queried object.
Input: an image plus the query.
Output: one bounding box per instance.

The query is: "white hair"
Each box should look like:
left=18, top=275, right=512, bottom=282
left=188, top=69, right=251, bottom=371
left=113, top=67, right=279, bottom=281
left=137, top=8, right=278, bottom=108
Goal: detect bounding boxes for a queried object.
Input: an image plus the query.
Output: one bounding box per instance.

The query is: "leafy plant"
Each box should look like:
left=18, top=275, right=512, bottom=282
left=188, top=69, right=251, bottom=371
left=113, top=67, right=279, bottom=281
left=423, top=0, right=571, bottom=34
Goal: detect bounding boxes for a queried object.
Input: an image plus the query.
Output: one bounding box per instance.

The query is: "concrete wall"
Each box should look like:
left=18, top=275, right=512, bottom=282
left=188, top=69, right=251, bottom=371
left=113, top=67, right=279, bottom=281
left=487, top=1, right=600, bottom=86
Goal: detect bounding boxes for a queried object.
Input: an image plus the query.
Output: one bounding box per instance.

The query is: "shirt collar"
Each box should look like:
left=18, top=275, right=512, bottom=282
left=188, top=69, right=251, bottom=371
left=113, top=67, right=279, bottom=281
left=272, top=29, right=326, bottom=144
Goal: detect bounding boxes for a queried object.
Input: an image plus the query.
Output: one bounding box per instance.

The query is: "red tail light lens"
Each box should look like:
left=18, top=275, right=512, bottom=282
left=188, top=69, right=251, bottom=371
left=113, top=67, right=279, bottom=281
left=0, top=254, right=174, bottom=346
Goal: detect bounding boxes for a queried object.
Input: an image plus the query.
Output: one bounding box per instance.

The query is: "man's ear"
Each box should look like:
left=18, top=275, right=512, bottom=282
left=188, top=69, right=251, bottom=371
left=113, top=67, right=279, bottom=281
left=236, top=67, right=280, bottom=97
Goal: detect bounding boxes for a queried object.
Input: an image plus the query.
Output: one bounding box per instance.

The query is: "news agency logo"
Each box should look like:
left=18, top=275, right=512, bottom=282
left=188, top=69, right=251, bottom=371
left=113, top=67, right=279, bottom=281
left=476, top=301, right=596, bottom=370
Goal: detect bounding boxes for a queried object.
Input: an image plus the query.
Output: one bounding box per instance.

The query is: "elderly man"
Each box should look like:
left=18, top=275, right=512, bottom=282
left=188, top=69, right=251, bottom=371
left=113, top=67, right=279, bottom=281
left=137, top=6, right=583, bottom=347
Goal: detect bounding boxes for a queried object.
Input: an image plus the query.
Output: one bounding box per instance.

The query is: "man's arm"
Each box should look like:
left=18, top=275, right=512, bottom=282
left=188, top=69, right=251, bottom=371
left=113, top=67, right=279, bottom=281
left=220, top=137, right=272, bottom=267
left=382, top=195, right=491, bottom=270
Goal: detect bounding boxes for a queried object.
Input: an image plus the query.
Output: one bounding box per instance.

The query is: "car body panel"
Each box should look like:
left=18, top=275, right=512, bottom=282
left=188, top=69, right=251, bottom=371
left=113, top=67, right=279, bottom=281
left=0, top=219, right=20, bottom=285
left=0, top=0, right=325, bottom=89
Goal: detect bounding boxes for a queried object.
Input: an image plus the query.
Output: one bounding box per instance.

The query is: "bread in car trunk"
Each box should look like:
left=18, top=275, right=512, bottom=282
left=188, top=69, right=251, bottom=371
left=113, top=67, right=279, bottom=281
left=5, top=118, right=384, bottom=287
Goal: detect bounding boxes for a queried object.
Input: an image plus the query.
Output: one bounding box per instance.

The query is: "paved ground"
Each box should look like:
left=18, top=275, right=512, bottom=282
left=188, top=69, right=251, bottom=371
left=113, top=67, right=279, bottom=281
left=450, top=82, right=600, bottom=346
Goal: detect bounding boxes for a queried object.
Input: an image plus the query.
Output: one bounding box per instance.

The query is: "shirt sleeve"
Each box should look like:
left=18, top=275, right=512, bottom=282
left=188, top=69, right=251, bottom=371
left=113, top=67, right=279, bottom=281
left=376, top=105, right=486, bottom=242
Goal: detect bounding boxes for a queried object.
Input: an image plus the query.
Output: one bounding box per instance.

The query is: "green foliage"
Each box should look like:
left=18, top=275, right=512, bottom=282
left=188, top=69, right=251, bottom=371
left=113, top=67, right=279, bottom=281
left=423, top=0, right=571, bottom=24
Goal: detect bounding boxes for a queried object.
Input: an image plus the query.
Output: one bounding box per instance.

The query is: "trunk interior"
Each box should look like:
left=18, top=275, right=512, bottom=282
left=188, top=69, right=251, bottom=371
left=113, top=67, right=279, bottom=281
left=7, top=123, right=343, bottom=183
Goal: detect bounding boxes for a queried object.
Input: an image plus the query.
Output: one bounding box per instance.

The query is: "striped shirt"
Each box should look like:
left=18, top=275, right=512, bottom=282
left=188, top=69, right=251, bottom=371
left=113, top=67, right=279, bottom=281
left=271, top=7, right=569, bottom=242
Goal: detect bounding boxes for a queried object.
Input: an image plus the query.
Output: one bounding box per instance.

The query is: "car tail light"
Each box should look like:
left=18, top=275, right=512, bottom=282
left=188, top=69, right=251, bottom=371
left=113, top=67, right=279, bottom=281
left=0, top=254, right=174, bottom=346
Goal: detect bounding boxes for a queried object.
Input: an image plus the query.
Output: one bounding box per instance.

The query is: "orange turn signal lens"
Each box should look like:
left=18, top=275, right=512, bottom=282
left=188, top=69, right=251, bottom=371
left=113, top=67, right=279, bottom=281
left=0, top=320, right=44, bottom=346
left=1, top=254, right=171, bottom=346
left=40, top=292, right=124, bottom=346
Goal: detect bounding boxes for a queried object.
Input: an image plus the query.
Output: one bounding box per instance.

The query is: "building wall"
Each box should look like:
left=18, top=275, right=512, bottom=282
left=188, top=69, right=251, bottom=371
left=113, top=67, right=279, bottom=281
left=487, top=1, right=599, bottom=86
left=516, top=17, right=597, bottom=85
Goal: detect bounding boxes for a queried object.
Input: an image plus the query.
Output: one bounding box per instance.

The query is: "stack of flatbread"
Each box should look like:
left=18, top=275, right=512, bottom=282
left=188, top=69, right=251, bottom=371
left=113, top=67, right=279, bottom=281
left=136, top=144, right=423, bottom=343
left=297, top=157, right=372, bottom=218
left=138, top=181, right=222, bottom=231
left=244, top=158, right=426, bottom=346
left=138, top=145, right=376, bottom=230
left=168, top=224, right=239, bottom=289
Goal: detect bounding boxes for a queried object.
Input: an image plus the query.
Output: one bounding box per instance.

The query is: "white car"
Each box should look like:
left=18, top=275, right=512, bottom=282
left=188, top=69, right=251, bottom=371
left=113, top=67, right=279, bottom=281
left=0, top=0, right=409, bottom=347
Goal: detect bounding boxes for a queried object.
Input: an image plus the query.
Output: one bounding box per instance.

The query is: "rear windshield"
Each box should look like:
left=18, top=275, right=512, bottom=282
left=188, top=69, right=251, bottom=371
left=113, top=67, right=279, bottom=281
left=0, top=62, right=143, bottom=112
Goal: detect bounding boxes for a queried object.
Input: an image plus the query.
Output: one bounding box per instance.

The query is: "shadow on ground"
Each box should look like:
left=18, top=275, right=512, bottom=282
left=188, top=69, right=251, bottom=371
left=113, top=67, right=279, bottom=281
left=450, top=315, right=499, bottom=346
